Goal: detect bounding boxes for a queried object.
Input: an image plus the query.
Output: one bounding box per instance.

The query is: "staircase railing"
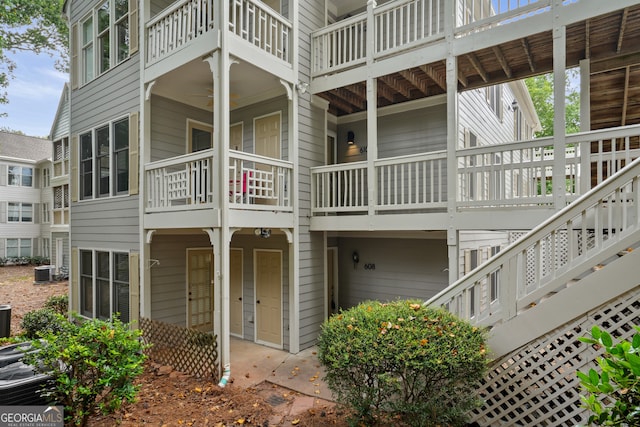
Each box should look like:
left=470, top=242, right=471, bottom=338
left=426, top=155, right=640, bottom=346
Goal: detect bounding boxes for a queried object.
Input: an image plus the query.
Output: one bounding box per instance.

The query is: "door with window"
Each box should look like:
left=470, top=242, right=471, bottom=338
left=255, top=250, right=282, bottom=347
left=187, top=249, right=214, bottom=332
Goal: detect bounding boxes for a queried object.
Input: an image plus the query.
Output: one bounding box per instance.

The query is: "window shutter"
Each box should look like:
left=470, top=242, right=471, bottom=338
left=129, top=0, right=139, bottom=54
left=0, top=202, right=5, bottom=223
left=71, top=23, right=79, bottom=89
left=464, top=249, right=471, bottom=274
left=70, top=247, right=79, bottom=313
left=33, top=169, right=40, bottom=189
left=0, top=165, right=5, bottom=186
left=33, top=203, right=40, bottom=224
left=71, top=135, right=79, bottom=202
left=129, top=252, right=140, bottom=328
left=129, top=112, right=139, bottom=195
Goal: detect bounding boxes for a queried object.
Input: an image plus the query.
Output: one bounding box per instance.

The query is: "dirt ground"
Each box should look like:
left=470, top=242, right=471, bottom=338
left=0, top=265, right=348, bottom=426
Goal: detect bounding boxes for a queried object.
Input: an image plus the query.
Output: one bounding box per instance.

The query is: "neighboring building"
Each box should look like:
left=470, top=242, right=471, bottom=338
left=49, top=83, right=71, bottom=274
left=62, top=0, right=640, bottom=424
left=0, top=132, right=52, bottom=262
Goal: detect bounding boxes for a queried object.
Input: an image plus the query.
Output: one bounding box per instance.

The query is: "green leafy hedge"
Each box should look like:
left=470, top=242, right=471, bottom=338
left=318, top=300, right=489, bottom=427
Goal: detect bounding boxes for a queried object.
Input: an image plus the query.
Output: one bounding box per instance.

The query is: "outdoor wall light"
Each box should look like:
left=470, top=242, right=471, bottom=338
left=352, top=251, right=359, bottom=269
left=347, top=131, right=355, bottom=145
left=254, top=228, right=271, bottom=238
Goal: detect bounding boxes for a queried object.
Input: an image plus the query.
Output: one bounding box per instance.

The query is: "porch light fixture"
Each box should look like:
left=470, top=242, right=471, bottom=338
left=511, top=99, right=519, bottom=111
left=347, top=131, right=355, bottom=145
left=254, top=228, right=271, bottom=238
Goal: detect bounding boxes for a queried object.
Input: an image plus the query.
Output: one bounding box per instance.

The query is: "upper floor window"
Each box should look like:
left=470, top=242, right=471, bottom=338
left=8, top=202, right=33, bottom=223
left=80, top=116, right=130, bottom=200
left=53, top=184, right=70, bottom=225
left=54, top=138, right=70, bottom=177
left=485, top=85, right=503, bottom=121
left=80, top=0, right=130, bottom=85
left=8, top=166, right=33, bottom=187
left=42, top=203, right=50, bottom=224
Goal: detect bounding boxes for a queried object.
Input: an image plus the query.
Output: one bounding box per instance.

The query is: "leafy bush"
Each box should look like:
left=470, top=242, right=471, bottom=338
left=577, top=325, right=640, bottom=426
left=21, top=308, right=69, bottom=339
left=318, top=300, right=489, bottom=427
left=25, top=315, right=147, bottom=427
left=44, top=294, right=68, bottom=315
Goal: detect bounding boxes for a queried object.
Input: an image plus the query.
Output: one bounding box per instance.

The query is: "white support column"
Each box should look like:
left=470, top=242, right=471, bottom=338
left=445, top=0, right=458, bottom=283
left=366, top=0, right=377, bottom=220
left=552, top=0, right=567, bottom=210
left=579, top=58, right=591, bottom=195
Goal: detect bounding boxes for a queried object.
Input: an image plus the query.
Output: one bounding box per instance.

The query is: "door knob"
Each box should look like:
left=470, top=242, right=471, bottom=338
left=256, top=300, right=260, bottom=304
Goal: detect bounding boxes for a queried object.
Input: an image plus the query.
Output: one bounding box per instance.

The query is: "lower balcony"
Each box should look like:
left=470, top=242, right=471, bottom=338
left=144, top=149, right=293, bottom=229
left=310, top=125, right=640, bottom=230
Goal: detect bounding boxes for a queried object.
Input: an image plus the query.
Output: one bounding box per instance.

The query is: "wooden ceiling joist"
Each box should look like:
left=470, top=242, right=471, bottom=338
left=622, top=65, right=630, bottom=126
left=492, top=46, right=512, bottom=78
left=521, top=38, right=536, bottom=73
left=585, top=20, right=591, bottom=59
left=380, top=75, right=411, bottom=98
left=398, top=70, right=429, bottom=96
left=420, top=64, right=446, bottom=91
left=376, top=79, right=397, bottom=103
left=467, top=52, right=488, bottom=83
left=617, top=8, right=629, bottom=54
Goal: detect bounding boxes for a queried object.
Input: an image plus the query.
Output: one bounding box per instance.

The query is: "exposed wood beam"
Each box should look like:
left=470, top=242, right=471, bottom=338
left=492, top=46, right=512, bottom=79
left=622, top=65, right=630, bottom=126
left=467, top=53, right=488, bottom=83
left=420, top=64, right=446, bottom=91
left=591, top=50, right=640, bottom=74
left=521, top=38, right=536, bottom=73
left=325, top=92, right=356, bottom=115
left=380, top=75, right=411, bottom=98
left=398, top=70, right=429, bottom=96
left=617, top=8, right=629, bottom=54
left=376, top=80, right=396, bottom=103
left=585, top=20, right=591, bottom=59
left=339, top=87, right=366, bottom=110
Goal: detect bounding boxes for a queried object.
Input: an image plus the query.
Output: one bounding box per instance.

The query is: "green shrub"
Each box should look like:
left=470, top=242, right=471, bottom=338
left=577, top=325, right=640, bottom=426
left=318, top=300, right=489, bottom=427
left=21, top=308, right=69, bottom=339
left=44, top=294, right=68, bottom=315
left=25, top=315, right=147, bottom=427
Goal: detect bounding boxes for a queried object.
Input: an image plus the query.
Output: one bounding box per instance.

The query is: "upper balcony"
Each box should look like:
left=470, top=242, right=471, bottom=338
left=145, top=0, right=293, bottom=81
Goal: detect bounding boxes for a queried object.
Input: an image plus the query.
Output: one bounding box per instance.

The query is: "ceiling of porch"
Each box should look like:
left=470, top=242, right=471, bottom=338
left=317, top=5, right=640, bottom=131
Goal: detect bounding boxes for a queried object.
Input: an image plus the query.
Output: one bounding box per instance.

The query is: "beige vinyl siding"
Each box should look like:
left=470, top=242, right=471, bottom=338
left=337, top=238, right=449, bottom=309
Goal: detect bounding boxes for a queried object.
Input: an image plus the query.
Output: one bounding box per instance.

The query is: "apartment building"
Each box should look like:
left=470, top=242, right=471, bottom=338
left=0, top=132, right=52, bottom=263
left=62, top=0, right=640, bottom=424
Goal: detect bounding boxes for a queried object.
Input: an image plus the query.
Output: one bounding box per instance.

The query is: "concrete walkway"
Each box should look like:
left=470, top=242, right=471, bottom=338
left=229, top=337, right=332, bottom=401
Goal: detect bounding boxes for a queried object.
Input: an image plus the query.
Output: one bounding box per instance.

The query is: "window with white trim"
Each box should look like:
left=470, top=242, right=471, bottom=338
left=42, top=168, right=50, bottom=187
left=54, top=185, right=69, bottom=225
left=8, top=202, right=33, bottom=223
left=79, top=116, right=129, bottom=200
left=42, top=203, right=50, bottom=224
left=6, top=238, right=32, bottom=258
left=8, top=166, right=33, bottom=187
left=80, top=249, right=130, bottom=322
left=80, top=0, right=130, bottom=85
left=485, top=85, right=503, bottom=121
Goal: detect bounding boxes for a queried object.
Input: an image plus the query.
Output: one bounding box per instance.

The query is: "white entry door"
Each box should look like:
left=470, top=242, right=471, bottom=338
left=187, top=249, right=214, bottom=332
left=230, top=249, right=243, bottom=336
left=255, top=250, right=282, bottom=347
left=254, top=113, right=281, bottom=205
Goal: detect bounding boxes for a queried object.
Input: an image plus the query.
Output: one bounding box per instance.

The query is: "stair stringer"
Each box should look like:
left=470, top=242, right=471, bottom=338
left=470, top=287, right=640, bottom=427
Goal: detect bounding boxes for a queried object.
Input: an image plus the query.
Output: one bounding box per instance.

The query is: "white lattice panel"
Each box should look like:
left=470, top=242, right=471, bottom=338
left=471, top=289, right=640, bottom=426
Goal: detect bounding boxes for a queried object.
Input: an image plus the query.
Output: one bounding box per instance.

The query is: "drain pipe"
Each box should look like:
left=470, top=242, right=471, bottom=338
left=218, top=363, right=231, bottom=387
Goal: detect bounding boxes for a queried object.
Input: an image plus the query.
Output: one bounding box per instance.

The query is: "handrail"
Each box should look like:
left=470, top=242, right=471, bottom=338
left=146, top=0, right=192, bottom=28
left=426, top=155, right=640, bottom=325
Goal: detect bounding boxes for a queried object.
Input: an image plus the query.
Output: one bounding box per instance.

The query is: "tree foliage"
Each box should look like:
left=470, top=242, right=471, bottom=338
left=525, top=70, right=581, bottom=138
left=0, top=0, right=68, bottom=115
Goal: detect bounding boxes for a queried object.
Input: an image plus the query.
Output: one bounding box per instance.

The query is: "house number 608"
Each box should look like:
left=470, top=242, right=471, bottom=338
left=364, top=263, right=376, bottom=270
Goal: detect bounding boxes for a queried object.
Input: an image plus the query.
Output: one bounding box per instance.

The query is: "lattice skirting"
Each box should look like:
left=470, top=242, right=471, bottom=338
left=140, top=318, right=219, bottom=380
left=470, top=288, right=640, bottom=426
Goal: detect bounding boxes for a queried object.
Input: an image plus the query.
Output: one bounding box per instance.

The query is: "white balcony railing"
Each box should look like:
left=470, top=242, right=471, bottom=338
left=144, top=149, right=293, bottom=213
left=311, top=0, right=582, bottom=76
left=310, top=125, right=640, bottom=216
left=146, top=0, right=292, bottom=66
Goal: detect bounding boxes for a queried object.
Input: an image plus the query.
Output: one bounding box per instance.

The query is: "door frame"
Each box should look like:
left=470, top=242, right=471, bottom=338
left=253, top=111, right=282, bottom=159
left=230, top=248, right=244, bottom=338
left=253, top=248, right=283, bottom=348
left=185, top=247, right=214, bottom=331
left=327, top=246, right=338, bottom=318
